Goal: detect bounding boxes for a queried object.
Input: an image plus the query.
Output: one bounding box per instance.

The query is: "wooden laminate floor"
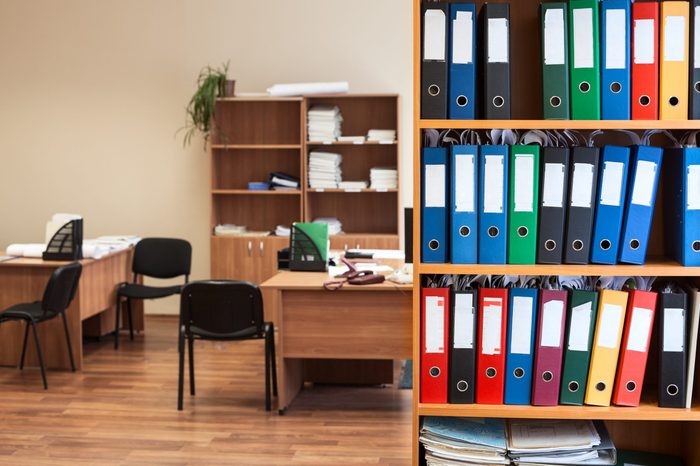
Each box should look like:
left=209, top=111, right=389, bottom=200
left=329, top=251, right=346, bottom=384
left=0, top=316, right=412, bottom=466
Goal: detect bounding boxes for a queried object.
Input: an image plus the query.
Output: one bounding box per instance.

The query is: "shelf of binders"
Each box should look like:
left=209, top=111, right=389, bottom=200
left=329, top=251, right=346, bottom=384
left=211, top=189, right=302, bottom=195
left=418, top=260, right=700, bottom=277
left=418, top=120, right=700, bottom=130
left=417, top=398, right=700, bottom=422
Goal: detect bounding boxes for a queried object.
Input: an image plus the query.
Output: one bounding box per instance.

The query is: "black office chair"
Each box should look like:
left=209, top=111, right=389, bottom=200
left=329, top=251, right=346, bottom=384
left=177, top=281, right=277, bottom=411
left=0, top=262, right=82, bottom=389
left=115, top=237, right=192, bottom=349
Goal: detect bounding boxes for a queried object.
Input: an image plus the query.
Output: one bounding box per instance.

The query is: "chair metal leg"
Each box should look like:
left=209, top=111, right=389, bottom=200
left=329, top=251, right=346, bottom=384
left=177, top=327, right=185, bottom=410
left=29, top=320, right=47, bottom=390
left=19, top=321, right=30, bottom=370
left=269, top=327, right=278, bottom=398
left=126, top=298, right=134, bottom=341
left=264, top=334, right=271, bottom=412
left=188, top=337, right=195, bottom=396
left=61, top=312, right=76, bottom=372
left=114, top=297, right=121, bottom=350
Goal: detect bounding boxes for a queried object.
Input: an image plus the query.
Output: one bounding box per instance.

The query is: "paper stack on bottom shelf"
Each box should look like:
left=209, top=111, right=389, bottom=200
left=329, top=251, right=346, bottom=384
left=308, top=151, right=342, bottom=189
left=307, top=105, right=342, bottom=141
left=370, top=166, right=398, bottom=190
left=419, top=417, right=509, bottom=466
left=312, top=217, right=343, bottom=235
left=367, top=128, right=396, bottom=143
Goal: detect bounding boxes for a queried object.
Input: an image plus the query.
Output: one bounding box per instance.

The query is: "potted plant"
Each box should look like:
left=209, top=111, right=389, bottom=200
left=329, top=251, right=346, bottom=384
left=181, top=62, right=235, bottom=147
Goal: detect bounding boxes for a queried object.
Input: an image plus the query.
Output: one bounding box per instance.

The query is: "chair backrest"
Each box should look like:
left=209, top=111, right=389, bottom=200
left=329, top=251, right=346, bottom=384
left=41, top=262, right=83, bottom=316
left=132, top=238, right=192, bottom=279
left=179, top=281, right=264, bottom=338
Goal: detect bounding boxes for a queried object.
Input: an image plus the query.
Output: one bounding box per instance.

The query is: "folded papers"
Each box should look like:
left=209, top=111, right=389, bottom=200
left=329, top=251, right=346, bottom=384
left=309, top=151, right=342, bottom=189
left=307, top=105, right=343, bottom=141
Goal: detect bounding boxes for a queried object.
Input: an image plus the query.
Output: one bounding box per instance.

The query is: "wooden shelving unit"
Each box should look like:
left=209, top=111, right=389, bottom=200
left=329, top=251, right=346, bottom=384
left=210, top=94, right=400, bottom=284
left=411, top=1, right=700, bottom=465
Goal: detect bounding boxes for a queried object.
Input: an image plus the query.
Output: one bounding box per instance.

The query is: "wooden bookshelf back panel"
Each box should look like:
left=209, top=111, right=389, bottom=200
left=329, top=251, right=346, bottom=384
left=213, top=100, right=301, bottom=145
left=305, top=192, right=398, bottom=234
left=212, top=149, right=301, bottom=190
left=306, top=96, right=398, bottom=138
left=212, top=194, right=301, bottom=232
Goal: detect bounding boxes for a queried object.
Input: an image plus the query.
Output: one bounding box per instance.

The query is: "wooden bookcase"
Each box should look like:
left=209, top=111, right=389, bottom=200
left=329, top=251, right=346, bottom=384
left=210, top=94, right=400, bottom=284
left=412, top=1, right=700, bottom=465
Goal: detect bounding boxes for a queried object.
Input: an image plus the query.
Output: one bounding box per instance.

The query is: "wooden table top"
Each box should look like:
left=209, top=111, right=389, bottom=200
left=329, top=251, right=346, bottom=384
left=260, top=270, right=413, bottom=291
left=0, top=247, right=131, bottom=269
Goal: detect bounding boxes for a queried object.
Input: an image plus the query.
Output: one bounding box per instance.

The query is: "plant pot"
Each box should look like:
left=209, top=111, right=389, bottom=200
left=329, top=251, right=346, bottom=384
left=222, top=79, right=236, bottom=97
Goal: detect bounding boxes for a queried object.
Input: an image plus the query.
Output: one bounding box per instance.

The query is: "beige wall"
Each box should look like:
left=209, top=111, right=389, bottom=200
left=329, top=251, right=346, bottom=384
left=0, top=0, right=413, bottom=314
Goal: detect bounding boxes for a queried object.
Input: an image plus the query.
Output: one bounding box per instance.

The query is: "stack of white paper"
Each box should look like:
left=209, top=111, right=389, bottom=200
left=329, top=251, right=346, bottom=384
left=338, top=181, right=368, bottom=190
left=313, top=217, right=343, bottom=235
left=275, top=225, right=291, bottom=237
left=367, top=129, right=396, bottom=143
left=370, top=166, right=398, bottom=190
left=308, top=151, right=342, bottom=189
left=420, top=417, right=509, bottom=466
left=307, top=105, right=343, bottom=141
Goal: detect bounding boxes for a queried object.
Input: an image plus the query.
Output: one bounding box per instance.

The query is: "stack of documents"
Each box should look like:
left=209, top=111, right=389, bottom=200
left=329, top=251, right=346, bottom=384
left=307, top=105, right=342, bottom=141
left=419, top=417, right=509, bottom=465
left=337, top=136, right=365, bottom=143
left=370, top=167, right=398, bottom=190
left=367, top=129, right=396, bottom=143
left=312, top=217, right=343, bottom=235
left=338, top=181, right=367, bottom=190
left=269, top=172, right=300, bottom=191
left=507, top=420, right=616, bottom=465
left=274, top=225, right=291, bottom=237
left=308, top=151, right=342, bottom=189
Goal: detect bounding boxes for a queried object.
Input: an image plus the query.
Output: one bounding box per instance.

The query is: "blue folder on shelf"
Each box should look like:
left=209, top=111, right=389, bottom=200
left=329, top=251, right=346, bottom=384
left=451, top=144, right=479, bottom=263
left=422, top=146, right=449, bottom=263
left=619, top=145, right=663, bottom=264
left=478, top=145, right=509, bottom=264
left=591, top=145, right=631, bottom=264
left=600, top=0, right=631, bottom=120
left=448, top=2, right=477, bottom=119
left=504, top=288, right=538, bottom=405
left=664, top=146, right=700, bottom=266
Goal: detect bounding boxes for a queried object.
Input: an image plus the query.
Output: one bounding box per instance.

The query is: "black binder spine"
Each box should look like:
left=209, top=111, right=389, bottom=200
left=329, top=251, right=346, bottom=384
left=659, top=291, right=688, bottom=408
left=564, top=146, right=600, bottom=264
left=537, top=147, right=570, bottom=264
left=448, top=289, right=477, bottom=404
left=480, top=3, right=511, bottom=119
left=691, top=0, right=700, bottom=119
left=421, top=1, right=449, bottom=119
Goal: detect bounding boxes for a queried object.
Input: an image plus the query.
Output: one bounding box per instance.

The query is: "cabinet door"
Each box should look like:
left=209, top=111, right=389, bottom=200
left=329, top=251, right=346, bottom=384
left=330, top=235, right=399, bottom=251
left=255, top=236, right=288, bottom=284
left=211, top=236, right=257, bottom=282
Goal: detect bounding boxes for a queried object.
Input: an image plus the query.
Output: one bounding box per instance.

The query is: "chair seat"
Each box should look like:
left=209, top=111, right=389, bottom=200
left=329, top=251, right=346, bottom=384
left=0, top=302, right=52, bottom=322
left=189, top=325, right=260, bottom=341
left=118, top=283, right=182, bottom=300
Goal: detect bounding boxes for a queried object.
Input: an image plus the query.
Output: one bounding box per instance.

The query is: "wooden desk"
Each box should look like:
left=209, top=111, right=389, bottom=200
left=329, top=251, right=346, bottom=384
left=260, top=271, right=412, bottom=413
left=0, top=248, right=143, bottom=370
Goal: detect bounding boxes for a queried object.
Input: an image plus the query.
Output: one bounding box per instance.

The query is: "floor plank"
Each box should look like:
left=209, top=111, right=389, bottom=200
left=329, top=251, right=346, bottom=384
left=0, top=316, right=412, bottom=465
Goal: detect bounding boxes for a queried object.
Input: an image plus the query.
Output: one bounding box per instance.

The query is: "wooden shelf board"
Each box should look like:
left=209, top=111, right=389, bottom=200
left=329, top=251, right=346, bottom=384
left=305, top=93, right=399, bottom=99
left=211, top=144, right=301, bottom=150
left=211, top=189, right=301, bottom=195
left=417, top=259, right=700, bottom=277
left=307, top=140, right=397, bottom=146
left=417, top=402, right=700, bottom=421
left=418, top=119, right=700, bottom=130
left=307, top=188, right=398, bottom=193
left=217, top=96, right=302, bottom=102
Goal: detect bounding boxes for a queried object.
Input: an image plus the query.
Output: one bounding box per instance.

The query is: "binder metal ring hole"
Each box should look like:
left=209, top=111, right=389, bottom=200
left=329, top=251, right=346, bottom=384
left=493, top=96, right=505, bottom=108
left=544, top=239, right=556, bottom=251
left=429, top=239, right=440, bottom=251
left=595, top=382, right=606, bottom=392
left=568, top=381, right=580, bottom=393
left=600, top=239, right=611, bottom=251
left=486, top=367, right=497, bottom=378
left=429, top=366, right=441, bottom=378
left=459, top=226, right=471, bottom=237
left=692, top=240, right=700, bottom=252
left=669, top=96, right=679, bottom=106
left=428, top=84, right=440, bottom=97
left=667, top=384, right=679, bottom=396
left=610, top=82, right=622, bottom=94
left=514, top=367, right=525, bottom=379
left=517, top=226, right=528, bottom=238
left=695, top=81, right=700, bottom=93
left=626, top=381, right=637, bottom=392
left=572, top=239, right=584, bottom=251
left=456, top=380, right=469, bottom=392
left=456, top=95, right=468, bottom=107
left=639, top=95, right=651, bottom=106
left=542, top=371, right=553, bottom=382
left=550, top=96, right=562, bottom=108
left=579, top=81, right=591, bottom=93
left=629, top=239, right=640, bottom=250
left=488, top=226, right=499, bottom=238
